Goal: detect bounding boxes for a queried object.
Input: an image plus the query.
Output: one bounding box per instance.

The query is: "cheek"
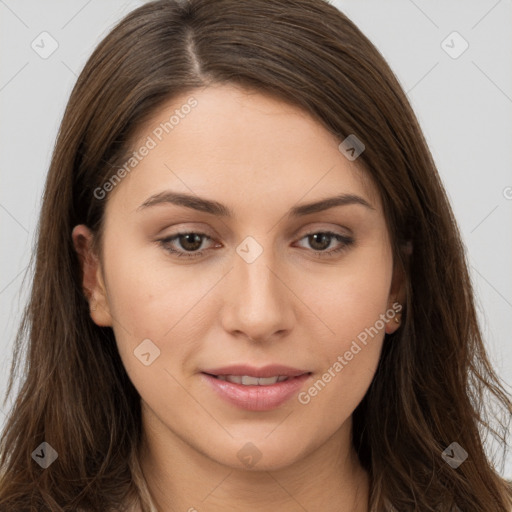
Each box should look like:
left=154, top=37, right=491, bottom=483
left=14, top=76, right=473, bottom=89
left=298, top=335, right=383, bottom=423
left=103, top=232, right=215, bottom=336
left=103, top=262, right=202, bottom=411
left=101, top=238, right=225, bottom=387
left=304, top=280, right=387, bottom=388
left=295, top=278, right=387, bottom=423
left=295, top=249, right=392, bottom=411
left=300, top=248, right=392, bottom=345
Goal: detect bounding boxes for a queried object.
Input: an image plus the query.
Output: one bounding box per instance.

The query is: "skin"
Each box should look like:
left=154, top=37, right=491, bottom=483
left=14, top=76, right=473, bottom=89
left=73, top=84, right=405, bottom=511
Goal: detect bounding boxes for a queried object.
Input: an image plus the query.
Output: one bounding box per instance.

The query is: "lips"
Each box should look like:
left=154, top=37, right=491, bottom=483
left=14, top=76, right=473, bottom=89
left=200, top=364, right=312, bottom=411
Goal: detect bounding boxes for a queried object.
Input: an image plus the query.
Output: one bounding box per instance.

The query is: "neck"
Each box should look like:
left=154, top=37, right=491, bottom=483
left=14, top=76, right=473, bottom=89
left=138, top=403, right=370, bottom=512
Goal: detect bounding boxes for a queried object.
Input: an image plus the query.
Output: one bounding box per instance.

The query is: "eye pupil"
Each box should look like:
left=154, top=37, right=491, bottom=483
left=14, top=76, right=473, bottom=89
left=179, top=233, right=203, bottom=251
left=309, top=233, right=331, bottom=251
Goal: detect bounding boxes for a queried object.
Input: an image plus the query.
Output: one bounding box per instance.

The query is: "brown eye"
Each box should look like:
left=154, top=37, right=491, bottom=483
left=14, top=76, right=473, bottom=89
left=176, top=233, right=203, bottom=252
left=297, top=231, right=354, bottom=258
left=158, top=232, right=214, bottom=259
left=307, top=233, right=333, bottom=251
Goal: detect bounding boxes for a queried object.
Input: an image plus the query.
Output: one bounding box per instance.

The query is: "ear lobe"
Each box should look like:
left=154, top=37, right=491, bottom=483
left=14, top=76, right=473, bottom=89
left=71, top=224, right=112, bottom=327
left=385, top=254, right=409, bottom=335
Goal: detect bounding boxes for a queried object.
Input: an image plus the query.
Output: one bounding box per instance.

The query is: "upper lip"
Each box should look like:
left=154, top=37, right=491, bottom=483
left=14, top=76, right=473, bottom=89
left=202, top=365, right=310, bottom=378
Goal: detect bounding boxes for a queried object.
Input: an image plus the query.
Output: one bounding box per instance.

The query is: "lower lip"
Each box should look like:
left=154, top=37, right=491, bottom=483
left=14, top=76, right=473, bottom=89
left=201, top=373, right=312, bottom=411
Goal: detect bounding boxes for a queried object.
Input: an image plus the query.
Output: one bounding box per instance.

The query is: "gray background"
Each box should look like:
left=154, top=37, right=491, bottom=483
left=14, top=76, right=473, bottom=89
left=1, top=0, right=511, bottom=478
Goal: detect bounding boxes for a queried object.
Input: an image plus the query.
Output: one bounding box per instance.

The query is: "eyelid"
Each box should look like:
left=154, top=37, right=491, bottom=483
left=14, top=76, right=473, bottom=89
left=295, top=223, right=352, bottom=237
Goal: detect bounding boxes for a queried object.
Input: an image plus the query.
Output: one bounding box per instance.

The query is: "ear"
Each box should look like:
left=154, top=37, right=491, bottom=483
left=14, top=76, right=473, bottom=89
left=71, top=224, right=113, bottom=327
left=385, top=242, right=410, bottom=335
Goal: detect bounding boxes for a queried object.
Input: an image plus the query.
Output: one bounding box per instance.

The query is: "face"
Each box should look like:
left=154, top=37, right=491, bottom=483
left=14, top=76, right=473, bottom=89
left=73, top=84, right=403, bottom=471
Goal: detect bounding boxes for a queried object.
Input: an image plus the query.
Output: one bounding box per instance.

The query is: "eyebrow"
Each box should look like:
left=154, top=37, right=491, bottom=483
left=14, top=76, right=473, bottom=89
left=137, top=191, right=375, bottom=217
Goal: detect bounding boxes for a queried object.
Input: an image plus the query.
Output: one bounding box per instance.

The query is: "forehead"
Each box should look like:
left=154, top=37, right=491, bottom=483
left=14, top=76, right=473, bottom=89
left=107, top=84, right=381, bottom=215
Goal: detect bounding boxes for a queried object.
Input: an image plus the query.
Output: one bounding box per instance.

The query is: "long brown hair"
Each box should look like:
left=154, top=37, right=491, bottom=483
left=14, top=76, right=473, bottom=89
left=1, top=0, right=511, bottom=510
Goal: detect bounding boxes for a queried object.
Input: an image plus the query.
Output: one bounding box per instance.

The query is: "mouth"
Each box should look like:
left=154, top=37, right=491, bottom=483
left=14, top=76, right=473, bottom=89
left=200, top=368, right=313, bottom=411
left=202, top=364, right=310, bottom=379
left=203, top=373, right=308, bottom=385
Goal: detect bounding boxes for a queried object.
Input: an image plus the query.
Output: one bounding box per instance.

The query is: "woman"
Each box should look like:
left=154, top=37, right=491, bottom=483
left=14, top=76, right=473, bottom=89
left=0, top=0, right=511, bottom=510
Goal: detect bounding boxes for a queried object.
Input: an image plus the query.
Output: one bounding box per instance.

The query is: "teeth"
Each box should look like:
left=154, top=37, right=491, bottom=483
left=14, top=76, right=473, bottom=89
left=242, top=375, right=261, bottom=385
left=216, top=375, right=290, bottom=385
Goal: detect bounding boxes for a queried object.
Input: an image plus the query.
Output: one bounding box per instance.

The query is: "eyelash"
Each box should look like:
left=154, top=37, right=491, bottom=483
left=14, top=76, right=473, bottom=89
left=157, top=230, right=354, bottom=260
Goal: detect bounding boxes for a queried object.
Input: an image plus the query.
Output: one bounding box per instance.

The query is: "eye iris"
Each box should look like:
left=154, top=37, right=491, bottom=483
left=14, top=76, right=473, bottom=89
left=309, top=233, right=331, bottom=251
left=179, top=233, right=203, bottom=251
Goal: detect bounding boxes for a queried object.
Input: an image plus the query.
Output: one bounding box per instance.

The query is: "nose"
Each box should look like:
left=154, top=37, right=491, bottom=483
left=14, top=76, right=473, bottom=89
left=220, top=242, right=295, bottom=344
